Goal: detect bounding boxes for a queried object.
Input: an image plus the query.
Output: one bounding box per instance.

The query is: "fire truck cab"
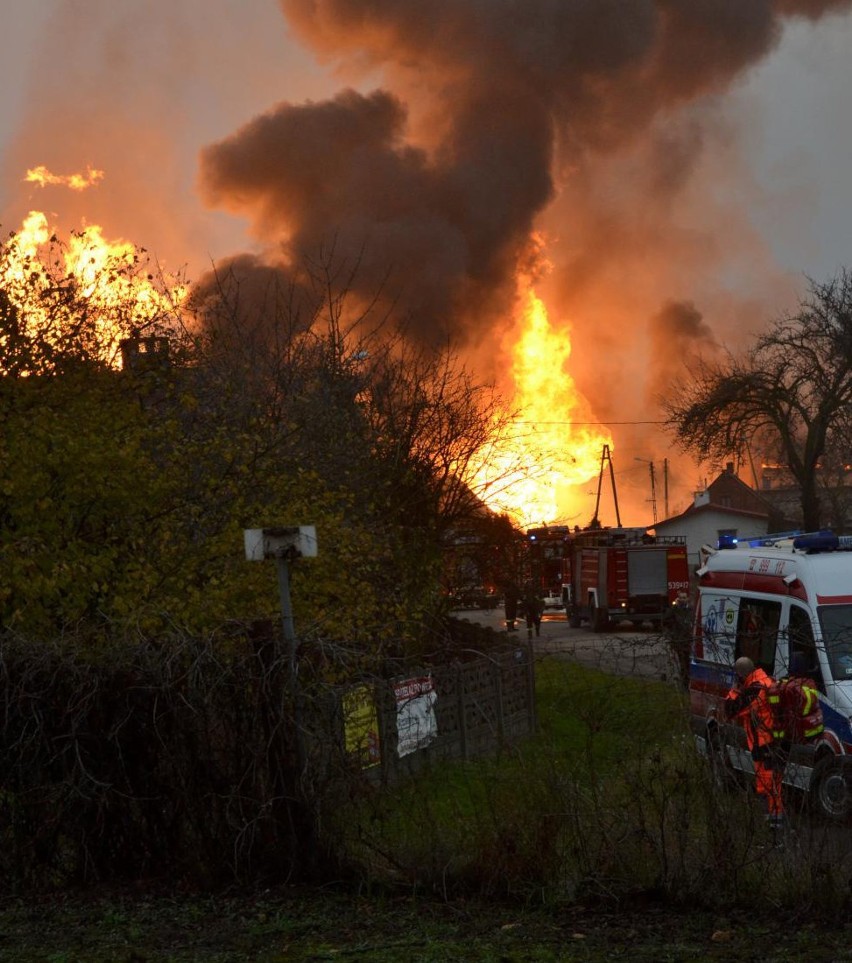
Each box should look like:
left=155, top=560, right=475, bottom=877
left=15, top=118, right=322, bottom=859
left=690, top=531, right=852, bottom=821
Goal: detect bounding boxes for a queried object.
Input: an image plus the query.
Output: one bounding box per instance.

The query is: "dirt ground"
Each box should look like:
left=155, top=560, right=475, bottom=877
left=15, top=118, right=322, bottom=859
left=0, top=885, right=848, bottom=962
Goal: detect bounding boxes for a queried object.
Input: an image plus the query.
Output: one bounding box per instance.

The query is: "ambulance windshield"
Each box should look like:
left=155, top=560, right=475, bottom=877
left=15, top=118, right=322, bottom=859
left=818, top=605, right=852, bottom=681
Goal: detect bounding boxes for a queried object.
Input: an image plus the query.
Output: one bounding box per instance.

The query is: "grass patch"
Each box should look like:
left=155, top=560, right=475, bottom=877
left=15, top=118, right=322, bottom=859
left=2, top=658, right=851, bottom=958
left=325, top=659, right=707, bottom=902
left=0, top=887, right=843, bottom=961
left=325, top=657, right=852, bottom=914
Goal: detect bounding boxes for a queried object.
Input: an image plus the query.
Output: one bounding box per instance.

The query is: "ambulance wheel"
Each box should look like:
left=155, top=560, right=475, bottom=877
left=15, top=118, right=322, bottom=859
left=811, top=756, right=852, bottom=822
left=707, top=727, right=738, bottom=792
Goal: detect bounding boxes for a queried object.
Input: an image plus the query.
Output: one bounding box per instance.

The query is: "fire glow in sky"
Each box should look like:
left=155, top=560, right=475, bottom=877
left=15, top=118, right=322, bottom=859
left=3, top=0, right=852, bottom=524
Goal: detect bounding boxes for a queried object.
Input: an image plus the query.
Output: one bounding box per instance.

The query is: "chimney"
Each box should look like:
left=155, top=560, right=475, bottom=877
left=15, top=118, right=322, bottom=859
left=726, top=462, right=735, bottom=474
left=120, top=335, right=171, bottom=374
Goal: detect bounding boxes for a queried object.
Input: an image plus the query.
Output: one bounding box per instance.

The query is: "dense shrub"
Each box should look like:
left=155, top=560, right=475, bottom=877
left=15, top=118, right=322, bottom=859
left=0, top=629, right=335, bottom=891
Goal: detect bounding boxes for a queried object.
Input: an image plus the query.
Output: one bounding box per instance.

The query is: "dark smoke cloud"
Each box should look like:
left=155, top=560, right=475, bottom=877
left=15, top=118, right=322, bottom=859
left=198, top=0, right=852, bottom=351
left=199, top=88, right=543, bottom=343
left=647, top=299, right=720, bottom=401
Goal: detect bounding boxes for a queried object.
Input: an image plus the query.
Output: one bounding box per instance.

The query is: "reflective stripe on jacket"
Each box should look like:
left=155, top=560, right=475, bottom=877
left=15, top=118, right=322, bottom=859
left=768, top=675, right=825, bottom=742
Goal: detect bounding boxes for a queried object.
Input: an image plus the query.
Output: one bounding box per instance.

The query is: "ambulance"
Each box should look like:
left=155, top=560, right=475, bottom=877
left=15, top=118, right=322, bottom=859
left=690, top=530, right=852, bottom=821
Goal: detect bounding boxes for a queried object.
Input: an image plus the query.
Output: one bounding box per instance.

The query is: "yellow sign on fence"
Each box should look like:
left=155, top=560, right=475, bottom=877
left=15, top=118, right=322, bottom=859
left=342, top=684, right=381, bottom=769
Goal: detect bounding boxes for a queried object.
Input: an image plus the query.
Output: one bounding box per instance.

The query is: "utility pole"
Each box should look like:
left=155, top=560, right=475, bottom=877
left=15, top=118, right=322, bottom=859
left=663, top=458, right=669, bottom=519
left=594, top=444, right=622, bottom=527
left=648, top=461, right=658, bottom=525
left=635, top=457, right=657, bottom=525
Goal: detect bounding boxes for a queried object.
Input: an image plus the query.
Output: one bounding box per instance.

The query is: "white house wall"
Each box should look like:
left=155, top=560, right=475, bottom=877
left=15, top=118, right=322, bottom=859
left=656, top=509, right=770, bottom=575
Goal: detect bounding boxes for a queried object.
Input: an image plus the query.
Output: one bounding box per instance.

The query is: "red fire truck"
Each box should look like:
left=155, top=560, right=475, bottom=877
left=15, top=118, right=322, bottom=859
left=524, top=526, right=572, bottom=607
left=564, top=526, right=690, bottom=632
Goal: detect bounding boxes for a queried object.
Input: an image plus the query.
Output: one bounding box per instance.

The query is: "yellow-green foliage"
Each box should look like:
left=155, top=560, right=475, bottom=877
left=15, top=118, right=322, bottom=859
left=0, top=239, right=468, bottom=652
left=0, top=368, right=440, bottom=648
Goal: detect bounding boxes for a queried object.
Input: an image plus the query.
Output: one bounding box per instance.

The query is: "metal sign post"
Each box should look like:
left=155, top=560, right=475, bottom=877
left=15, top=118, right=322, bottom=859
left=244, top=526, right=318, bottom=770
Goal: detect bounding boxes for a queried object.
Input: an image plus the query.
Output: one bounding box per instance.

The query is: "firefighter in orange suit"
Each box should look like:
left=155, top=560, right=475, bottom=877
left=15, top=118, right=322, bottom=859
left=724, top=656, right=785, bottom=828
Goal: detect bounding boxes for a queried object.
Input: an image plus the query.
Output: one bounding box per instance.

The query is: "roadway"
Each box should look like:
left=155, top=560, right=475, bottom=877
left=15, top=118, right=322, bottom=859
left=451, top=606, right=683, bottom=685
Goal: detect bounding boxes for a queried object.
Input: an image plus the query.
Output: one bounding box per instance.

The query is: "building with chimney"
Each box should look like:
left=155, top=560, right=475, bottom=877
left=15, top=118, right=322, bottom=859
left=652, top=462, right=798, bottom=572
left=759, top=463, right=852, bottom=535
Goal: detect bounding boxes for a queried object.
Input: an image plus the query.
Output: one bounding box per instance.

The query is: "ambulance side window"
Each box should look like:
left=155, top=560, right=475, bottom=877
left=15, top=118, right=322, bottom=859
left=735, top=598, right=781, bottom=675
left=788, top=604, right=825, bottom=693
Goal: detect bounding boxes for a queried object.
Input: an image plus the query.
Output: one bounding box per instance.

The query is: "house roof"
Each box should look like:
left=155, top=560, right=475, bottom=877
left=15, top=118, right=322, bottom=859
left=655, top=502, right=769, bottom=529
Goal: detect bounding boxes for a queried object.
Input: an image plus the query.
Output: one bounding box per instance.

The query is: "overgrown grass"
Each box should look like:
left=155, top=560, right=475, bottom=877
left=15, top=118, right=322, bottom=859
left=326, top=657, right=852, bottom=913
left=1, top=886, right=830, bottom=962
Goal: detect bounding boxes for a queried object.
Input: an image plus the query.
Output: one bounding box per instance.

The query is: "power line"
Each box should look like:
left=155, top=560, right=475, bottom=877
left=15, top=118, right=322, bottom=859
left=514, top=420, right=667, bottom=426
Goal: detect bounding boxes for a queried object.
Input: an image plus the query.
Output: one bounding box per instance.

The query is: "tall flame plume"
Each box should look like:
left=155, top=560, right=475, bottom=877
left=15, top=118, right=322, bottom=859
left=467, top=286, right=611, bottom=527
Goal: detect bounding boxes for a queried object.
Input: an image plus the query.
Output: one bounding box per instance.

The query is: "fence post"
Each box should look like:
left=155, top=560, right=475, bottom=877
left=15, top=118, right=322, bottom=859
left=524, top=639, right=537, bottom=734
left=456, top=662, right=468, bottom=760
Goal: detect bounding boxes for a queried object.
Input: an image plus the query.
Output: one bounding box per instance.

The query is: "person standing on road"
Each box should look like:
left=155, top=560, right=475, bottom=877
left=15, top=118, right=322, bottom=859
left=504, top=582, right=519, bottom=632
left=724, top=656, right=785, bottom=832
left=521, top=584, right=545, bottom=639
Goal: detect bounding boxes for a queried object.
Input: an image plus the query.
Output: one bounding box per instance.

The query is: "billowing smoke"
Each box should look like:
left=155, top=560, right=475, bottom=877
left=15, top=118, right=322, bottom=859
left=647, top=299, right=720, bottom=402
left=191, top=0, right=852, bottom=517
left=3, top=0, right=851, bottom=520
left=198, top=0, right=851, bottom=351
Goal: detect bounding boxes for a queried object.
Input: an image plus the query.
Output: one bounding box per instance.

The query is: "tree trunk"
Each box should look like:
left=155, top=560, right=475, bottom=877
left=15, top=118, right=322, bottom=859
left=800, top=478, right=822, bottom=532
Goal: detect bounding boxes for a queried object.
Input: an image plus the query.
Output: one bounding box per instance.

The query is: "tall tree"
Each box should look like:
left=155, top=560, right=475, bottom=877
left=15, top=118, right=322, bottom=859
left=664, top=270, right=852, bottom=531
left=0, top=227, right=518, bottom=651
left=188, top=250, right=520, bottom=647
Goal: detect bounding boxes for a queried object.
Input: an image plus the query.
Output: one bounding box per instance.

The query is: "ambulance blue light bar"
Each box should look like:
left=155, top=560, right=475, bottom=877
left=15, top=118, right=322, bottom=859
left=745, top=530, right=802, bottom=547
left=717, top=534, right=738, bottom=549
left=793, top=531, right=839, bottom=552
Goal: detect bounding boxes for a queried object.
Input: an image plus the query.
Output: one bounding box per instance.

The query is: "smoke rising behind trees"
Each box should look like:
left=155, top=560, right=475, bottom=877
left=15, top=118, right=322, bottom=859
left=2, top=0, right=851, bottom=519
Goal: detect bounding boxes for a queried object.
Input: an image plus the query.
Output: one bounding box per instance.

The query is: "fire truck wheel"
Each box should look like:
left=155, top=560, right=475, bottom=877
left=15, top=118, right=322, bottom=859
left=568, top=608, right=581, bottom=628
left=811, top=755, right=852, bottom=822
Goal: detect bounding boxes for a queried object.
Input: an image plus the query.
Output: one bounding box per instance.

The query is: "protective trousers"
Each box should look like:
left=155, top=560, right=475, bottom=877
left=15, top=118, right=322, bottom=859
left=753, top=759, right=784, bottom=818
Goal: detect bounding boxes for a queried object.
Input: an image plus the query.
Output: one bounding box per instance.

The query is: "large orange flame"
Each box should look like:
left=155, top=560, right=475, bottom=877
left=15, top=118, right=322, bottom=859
left=25, top=164, right=105, bottom=191
left=2, top=201, right=183, bottom=370
left=467, top=287, right=612, bottom=527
